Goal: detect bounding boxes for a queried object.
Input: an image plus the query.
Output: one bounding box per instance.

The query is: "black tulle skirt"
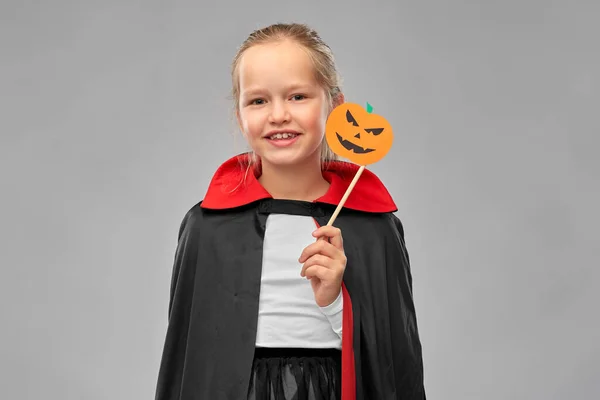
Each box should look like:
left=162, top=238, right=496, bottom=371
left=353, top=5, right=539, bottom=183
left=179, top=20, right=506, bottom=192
left=247, top=347, right=341, bottom=400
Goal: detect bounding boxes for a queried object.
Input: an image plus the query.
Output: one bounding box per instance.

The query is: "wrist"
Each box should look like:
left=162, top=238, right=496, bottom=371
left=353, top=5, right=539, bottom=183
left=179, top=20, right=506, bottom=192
left=318, top=288, right=343, bottom=313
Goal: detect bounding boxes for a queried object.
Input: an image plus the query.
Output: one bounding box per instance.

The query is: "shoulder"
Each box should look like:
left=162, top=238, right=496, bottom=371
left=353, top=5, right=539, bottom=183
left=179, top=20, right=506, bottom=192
left=344, top=211, right=408, bottom=253
left=176, top=201, right=205, bottom=239
left=177, top=197, right=257, bottom=237
left=389, top=212, right=405, bottom=238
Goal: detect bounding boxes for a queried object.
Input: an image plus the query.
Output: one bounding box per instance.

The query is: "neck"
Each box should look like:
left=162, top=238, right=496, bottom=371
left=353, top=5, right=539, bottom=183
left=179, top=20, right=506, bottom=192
left=257, top=155, right=330, bottom=202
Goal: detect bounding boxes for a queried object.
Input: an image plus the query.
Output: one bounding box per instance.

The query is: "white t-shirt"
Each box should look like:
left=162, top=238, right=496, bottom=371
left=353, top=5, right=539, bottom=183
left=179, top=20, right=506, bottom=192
left=255, top=214, right=343, bottom=349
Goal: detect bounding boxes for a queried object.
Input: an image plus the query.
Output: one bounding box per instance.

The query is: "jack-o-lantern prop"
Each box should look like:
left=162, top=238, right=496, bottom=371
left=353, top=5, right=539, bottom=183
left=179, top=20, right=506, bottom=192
left=322, top=101, right=395, bottom=227
left=325, top=102, right=393, bottom=166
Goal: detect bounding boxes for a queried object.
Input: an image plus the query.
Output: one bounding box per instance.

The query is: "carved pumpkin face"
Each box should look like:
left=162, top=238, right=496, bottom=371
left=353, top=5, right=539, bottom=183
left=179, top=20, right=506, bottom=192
left=325, top=102, right=393, bottom=165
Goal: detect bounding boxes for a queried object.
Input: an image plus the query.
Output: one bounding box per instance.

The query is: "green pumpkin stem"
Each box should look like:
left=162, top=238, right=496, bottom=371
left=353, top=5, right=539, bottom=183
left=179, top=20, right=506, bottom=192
left=366, top=102, right=373, bottom=113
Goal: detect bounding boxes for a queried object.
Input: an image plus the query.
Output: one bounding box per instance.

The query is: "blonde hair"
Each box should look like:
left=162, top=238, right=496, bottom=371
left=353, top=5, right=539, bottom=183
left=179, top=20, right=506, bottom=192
left=231, top=23, right=343, bottom=169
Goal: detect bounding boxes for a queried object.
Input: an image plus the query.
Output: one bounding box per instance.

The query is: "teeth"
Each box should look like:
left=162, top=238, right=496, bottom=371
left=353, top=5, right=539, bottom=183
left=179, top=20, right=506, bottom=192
left=270, top=132, right=297, bottom=140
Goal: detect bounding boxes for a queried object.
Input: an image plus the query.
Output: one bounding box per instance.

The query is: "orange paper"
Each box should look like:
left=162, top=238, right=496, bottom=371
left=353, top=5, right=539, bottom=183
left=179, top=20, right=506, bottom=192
left=325, top=102, right=394, bottom=166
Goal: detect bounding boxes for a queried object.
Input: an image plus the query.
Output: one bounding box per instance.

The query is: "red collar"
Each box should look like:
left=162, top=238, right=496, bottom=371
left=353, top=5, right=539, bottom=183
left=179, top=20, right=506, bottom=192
left=200, top=153, right=397, bottom=213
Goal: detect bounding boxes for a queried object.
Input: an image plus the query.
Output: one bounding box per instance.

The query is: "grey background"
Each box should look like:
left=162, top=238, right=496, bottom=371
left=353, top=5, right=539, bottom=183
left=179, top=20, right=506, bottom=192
left=1, top=0, right=598, bottom=399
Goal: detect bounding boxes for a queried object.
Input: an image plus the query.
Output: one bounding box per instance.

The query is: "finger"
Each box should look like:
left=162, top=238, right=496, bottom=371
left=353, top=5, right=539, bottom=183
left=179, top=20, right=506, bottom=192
left=298, top=239, right=341, bottom=263
left=312, top=226, right=343, bottom=250
left=300, top=254, right=336, bottom=277
left=303, top=265, right=335, bottom=281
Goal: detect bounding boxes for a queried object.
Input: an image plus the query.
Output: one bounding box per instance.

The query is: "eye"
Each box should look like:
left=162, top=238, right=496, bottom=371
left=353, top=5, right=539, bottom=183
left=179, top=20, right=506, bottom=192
left=346, top=110, right=359, bottom=127
left=291, top=94, right=306, bottom=101
left=250, top=98, right=265, bottom=105
left=365, top=128, right=384, bottom=136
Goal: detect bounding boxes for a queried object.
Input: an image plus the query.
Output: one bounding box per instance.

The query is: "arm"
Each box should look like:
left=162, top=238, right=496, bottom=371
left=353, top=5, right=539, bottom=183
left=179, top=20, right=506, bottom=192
left=319, top=290, right=343, bottom=339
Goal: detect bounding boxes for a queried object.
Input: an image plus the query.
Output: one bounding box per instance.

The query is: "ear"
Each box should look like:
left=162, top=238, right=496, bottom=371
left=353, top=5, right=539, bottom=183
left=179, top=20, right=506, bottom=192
left=332, top=92, right=345, bottom=109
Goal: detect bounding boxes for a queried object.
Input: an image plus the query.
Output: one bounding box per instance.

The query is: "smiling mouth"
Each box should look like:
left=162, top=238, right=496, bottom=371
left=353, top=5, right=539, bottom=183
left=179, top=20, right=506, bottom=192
left=336, top=133, right=375, bottom=154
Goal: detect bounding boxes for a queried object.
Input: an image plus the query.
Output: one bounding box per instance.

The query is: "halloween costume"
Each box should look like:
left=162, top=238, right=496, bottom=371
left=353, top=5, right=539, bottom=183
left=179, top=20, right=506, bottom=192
left=155, top=153, right=426, bottom=400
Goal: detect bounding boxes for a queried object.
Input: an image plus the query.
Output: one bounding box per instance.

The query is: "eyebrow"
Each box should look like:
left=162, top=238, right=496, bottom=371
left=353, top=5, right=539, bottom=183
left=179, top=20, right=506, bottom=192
left=241, top=83, right=314, bottom=97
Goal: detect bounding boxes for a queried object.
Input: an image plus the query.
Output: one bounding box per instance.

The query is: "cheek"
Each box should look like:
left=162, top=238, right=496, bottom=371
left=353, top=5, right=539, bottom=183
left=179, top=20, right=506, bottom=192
left=301, top=103, right=328, bottom=133
left=239, top=110, right=266, bottom=139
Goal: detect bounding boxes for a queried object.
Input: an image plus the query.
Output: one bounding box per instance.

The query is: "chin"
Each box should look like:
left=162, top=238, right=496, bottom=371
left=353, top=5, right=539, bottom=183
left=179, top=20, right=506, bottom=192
left=259, top=152, right=301, bottom=167
left=257, top=148, right=319, bottom=169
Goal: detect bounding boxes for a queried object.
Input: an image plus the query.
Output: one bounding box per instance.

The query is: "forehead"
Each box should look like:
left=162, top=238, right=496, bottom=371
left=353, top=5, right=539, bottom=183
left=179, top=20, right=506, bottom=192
left=237, top=40, right=319, bottom=90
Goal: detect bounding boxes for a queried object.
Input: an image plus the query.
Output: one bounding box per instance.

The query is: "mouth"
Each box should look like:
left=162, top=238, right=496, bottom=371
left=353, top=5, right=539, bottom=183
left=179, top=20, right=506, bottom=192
left=265, top=131, right=301, bottom=140
left=336, top=132, right=375, bottom=154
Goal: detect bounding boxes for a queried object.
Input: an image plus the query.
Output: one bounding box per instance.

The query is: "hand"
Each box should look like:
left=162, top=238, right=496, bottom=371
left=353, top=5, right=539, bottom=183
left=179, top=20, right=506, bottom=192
left=299, top=225, right=347, bottom=307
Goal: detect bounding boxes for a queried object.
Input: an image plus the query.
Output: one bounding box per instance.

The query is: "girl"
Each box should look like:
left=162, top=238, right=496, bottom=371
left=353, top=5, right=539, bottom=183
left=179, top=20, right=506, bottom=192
left=155, top=23, right=426, bottom=400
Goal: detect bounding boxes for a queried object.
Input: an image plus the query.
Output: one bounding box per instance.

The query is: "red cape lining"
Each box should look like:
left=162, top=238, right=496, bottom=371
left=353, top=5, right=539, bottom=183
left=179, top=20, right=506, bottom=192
left=200, top=153, right=398, bottom=213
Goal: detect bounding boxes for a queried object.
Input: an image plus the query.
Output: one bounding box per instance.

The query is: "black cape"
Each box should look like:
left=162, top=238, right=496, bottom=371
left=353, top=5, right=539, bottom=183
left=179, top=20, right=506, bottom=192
left=155, top=153, right=426, bottom=399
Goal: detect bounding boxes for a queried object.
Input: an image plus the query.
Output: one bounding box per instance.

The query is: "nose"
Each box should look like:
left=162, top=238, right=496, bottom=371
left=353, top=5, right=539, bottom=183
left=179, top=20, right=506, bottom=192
left=268, top=100, right=290, bottom=124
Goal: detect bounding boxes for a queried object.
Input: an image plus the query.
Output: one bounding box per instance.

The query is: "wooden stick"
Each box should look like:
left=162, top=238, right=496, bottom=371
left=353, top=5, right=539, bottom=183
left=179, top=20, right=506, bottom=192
left=326, top=165, right=366, bottom=226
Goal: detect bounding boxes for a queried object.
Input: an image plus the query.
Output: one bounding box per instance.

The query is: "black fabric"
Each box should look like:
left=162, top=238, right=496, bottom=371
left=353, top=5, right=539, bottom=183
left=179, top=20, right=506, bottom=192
left=247, top=347, right=341, bottom=400
left=155, top=199, right=426, bottom=399
left=257, top=199, right=327, bottom=217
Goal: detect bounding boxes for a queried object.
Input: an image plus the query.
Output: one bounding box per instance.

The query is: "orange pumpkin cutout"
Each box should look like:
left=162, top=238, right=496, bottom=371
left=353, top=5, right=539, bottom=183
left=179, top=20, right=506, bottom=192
left=325, top=102, right=393, bottom=165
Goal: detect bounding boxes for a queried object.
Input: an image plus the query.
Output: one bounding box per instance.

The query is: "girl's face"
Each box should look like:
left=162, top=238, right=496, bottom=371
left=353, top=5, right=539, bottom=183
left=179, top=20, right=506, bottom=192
left=236, top=40, right=330, bottom=170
